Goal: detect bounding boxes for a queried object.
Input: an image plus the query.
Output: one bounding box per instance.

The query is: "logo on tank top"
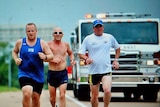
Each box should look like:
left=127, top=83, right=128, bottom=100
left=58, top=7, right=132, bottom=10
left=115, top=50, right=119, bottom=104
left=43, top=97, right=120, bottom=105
left=28, top=48, right=34, bottom=52
left=22, top=43, right=26, bottom=45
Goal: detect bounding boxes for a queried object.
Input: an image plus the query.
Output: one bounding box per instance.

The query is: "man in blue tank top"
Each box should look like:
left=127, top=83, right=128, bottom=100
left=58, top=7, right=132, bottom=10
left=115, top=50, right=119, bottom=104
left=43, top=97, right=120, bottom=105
left=78, top=19, right=120, bottom=107
left=12, top=23, right=53, bottom=107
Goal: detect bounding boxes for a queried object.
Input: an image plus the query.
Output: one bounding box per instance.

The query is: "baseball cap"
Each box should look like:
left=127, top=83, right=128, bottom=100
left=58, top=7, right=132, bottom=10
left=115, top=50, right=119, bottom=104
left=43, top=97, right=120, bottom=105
left=93, top=19, right=103, bottom=27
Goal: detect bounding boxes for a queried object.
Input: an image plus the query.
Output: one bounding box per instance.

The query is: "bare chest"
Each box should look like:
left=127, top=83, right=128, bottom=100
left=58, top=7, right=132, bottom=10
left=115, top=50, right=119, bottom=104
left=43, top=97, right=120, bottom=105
left=51, top=43, right=67, bottom=56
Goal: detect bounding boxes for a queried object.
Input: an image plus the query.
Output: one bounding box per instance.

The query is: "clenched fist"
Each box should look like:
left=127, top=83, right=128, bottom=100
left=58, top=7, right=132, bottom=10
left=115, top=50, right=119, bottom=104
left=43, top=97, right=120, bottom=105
left=15, top=58, right=22, bottom=65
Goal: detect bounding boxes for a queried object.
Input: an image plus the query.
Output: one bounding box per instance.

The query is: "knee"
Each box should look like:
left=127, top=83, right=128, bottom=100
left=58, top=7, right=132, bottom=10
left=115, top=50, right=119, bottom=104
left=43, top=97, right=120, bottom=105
left=32, top=94, right=40, bottom=105
left=59, top=93, right=65, bottom=100
left=23, top=91, right=32, bottom=99
left=50, top=96, right=56, bottom=104
left=32, top=95, right=40, bottom=101
left=103, top=88, right=111, bottom=96
left=91, top=92, right=99, bottom=100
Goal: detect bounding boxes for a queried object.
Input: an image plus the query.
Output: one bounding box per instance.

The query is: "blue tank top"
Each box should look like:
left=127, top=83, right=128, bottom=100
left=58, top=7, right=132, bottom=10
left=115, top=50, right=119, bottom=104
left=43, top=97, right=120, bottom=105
left=18, top=37, right=44, bottom=83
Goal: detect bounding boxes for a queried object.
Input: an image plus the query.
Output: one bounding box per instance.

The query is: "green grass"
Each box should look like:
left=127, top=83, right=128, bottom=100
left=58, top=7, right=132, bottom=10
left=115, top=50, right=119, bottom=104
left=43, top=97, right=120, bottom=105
left=0, top=86, right=20, bottom=92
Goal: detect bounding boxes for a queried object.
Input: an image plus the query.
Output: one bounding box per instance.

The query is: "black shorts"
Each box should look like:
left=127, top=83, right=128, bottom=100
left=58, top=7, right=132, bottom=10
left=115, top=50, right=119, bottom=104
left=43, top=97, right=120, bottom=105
left=47, top=69, right=68, bottom=88
left=88, top=72, right=112, bottom=85
left=19, top=77, right=44, bottom=94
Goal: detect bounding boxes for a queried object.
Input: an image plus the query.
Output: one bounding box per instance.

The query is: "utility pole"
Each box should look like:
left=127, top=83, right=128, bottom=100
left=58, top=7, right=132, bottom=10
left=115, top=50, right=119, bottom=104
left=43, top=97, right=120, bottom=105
left=5, top=43, right=12, bottom=88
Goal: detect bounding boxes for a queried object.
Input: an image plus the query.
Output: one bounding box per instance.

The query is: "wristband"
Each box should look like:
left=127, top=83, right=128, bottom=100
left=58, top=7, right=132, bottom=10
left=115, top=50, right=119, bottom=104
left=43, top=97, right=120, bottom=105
left=115, top=58, right=118, bottom=61
left=70, top=59, right=74, bottom=62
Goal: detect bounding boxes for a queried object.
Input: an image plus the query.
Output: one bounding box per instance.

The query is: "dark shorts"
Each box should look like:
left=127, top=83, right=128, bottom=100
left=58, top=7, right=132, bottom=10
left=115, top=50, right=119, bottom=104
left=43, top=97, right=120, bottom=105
left=88, top=72, right=112, bottom=85
left=47, top=69, right=68, bottom=88
left=19, top=77, right=44, bottom=94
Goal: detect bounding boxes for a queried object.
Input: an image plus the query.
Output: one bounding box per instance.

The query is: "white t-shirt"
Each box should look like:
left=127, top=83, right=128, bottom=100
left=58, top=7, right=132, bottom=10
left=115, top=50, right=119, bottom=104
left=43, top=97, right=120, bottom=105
left=79, top=33, right=120, bottom=74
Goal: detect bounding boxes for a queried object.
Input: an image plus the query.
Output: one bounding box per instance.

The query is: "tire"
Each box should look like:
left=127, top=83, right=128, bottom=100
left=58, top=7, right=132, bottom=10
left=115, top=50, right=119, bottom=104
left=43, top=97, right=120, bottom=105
left=133, top=91, right=141, bottom=100
left=133, top=89, right=142, bottom=100
left=73, top=84, right=77, bottom=98
left=143, top=91, right=158, bottom=102
left=77, top=85, right=90, bottom=101
left=123, top=89, right=132, bottom=101
left=124, top=89, right=142, bottom=101
left=138, top=84, right=159, bottom=102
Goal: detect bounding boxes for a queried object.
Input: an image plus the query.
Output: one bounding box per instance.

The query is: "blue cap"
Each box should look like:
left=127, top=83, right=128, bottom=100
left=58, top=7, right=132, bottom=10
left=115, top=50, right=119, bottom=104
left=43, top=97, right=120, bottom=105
left=93, top=19, right=103, bottom=27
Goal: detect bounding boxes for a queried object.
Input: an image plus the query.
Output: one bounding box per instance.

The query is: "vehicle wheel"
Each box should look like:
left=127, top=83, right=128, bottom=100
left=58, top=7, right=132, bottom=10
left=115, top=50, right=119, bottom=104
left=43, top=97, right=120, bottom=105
left=73, top=84, right=77, bottom=98
left=123, top=90, right=132, bottom=101
left=143, top=91, right=158, bottom=102
left=133, top=89, right=142, bottom=100
left=139, top=84, right=159, bottom=102
left=133, top=91, right=141, bottom=100
left=77, top=85, right=90, bottom=101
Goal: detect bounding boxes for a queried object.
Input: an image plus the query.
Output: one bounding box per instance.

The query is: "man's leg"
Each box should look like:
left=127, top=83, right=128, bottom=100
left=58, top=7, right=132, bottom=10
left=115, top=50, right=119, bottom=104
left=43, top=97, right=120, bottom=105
left=102, top=76, right=112, bottom=107
left=59, top=83, right=67, bottom=107
left=22, top=85, right=33, bottom=107
left=32, top=92, right=40, bottom=107
left=90, top=84, right=100, bottom=107
left=48, top=84, right=57, bottom=107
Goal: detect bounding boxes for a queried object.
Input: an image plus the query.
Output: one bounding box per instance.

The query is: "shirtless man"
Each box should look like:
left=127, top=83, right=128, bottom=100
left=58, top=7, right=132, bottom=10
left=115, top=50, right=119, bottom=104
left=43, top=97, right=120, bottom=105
left=47, top=27, right=76, bottom=107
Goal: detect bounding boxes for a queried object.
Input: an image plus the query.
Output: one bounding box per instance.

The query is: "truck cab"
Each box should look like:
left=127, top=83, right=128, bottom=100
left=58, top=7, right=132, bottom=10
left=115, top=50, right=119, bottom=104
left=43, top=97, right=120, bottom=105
left=70, top=13, right=160, bottom=101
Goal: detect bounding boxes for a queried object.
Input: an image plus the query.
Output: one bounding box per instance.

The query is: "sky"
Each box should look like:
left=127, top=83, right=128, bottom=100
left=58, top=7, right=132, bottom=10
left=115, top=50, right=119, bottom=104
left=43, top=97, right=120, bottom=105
left=0, top=0, right=160, bottom=42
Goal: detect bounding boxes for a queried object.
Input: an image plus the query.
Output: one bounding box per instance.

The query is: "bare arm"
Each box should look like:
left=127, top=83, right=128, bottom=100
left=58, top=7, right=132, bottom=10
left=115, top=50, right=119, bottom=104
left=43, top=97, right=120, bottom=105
left=67, top=43, right=74, bottom=60
left=79, top=53, right=93, bottom=65
left=115, top=47, right=120, bottom=60
left=78, top=53, right=88, bottom=60
left=112, top=47, right=120, bottom=69
left=39, top=39, right=54, bottom=61
left=12, top=39, right=22, bottom=65
left=66, top=43, right=76, bottom=66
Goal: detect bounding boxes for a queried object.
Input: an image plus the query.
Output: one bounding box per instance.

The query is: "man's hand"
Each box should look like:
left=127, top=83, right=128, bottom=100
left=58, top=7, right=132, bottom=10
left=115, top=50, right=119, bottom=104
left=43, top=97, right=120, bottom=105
left=85, top=58, right=93, bottom=65
left=15, top=58, right=22, bottom=65
left=38, top=52, right=46, bottom=60
left=70, top=60, right=76, bottom=66
left=52, top=55, right=61, bottom=64
left=112, top=60, right=119, bottom=70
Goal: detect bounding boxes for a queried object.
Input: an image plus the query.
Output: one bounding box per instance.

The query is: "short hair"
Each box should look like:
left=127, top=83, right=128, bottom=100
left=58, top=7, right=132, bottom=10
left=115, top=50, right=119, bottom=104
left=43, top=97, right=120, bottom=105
left=26, top=23, right=37, bottom=30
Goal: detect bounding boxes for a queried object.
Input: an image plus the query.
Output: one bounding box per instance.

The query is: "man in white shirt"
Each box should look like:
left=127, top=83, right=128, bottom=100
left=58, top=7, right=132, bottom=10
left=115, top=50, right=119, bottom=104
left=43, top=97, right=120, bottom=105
left=78, top=19, right=120, bottom=107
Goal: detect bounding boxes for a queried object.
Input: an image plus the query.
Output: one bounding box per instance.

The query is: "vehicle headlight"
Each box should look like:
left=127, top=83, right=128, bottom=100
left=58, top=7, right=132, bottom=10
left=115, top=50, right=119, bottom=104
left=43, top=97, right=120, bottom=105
left=146, top=60, right=154, bottom=65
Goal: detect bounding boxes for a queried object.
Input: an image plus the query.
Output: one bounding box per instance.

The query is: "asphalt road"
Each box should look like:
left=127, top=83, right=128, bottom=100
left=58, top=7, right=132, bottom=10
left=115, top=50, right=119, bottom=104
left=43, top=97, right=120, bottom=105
left=0, top=90, right=159, bottom=107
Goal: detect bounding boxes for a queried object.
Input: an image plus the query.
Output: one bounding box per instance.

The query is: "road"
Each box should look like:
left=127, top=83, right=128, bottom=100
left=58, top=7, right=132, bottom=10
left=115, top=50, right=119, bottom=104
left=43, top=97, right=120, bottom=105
left=0, top=90, right=159, bottom=107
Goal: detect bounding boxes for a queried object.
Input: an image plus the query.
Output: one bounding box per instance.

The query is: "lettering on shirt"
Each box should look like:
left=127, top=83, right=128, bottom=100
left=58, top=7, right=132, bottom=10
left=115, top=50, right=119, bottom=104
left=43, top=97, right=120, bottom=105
left=28, top=48, right=34, bottom=52
left=91, top=40, right=108, bottom=46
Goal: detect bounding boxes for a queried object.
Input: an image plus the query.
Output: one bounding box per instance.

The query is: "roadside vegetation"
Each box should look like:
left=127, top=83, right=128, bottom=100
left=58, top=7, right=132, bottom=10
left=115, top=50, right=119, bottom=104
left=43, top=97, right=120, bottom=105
left=0, top=86, right=20, bottom=92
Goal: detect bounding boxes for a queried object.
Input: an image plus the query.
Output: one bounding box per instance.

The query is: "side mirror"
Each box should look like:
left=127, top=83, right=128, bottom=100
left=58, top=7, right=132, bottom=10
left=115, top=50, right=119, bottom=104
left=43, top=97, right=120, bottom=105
left=70, top=31, right=77, bottom=44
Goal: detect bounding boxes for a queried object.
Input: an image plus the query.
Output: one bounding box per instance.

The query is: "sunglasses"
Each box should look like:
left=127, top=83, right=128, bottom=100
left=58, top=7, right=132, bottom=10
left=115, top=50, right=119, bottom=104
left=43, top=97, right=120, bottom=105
left=54, top=32, right=63, bottom=35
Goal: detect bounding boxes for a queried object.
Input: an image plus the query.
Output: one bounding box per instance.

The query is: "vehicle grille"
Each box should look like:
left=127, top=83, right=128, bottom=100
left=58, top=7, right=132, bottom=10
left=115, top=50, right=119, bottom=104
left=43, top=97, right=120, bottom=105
left=111, top=53, right=139, bottom=72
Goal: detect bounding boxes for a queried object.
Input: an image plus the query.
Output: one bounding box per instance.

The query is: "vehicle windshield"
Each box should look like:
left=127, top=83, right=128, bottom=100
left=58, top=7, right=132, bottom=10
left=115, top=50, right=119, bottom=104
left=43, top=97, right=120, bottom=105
left=80, top=21, right=158, bottom=44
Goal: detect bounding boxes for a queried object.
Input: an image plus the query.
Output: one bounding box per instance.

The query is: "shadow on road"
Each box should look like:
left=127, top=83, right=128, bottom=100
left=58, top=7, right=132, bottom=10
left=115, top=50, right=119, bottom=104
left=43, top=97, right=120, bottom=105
left=98, top=97, right=160, bottom=102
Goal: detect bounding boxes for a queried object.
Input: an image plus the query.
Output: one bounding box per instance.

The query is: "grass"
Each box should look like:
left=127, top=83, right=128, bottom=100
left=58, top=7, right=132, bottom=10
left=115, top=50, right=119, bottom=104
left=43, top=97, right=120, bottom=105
left=0, top=86, right=20, bottom=92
